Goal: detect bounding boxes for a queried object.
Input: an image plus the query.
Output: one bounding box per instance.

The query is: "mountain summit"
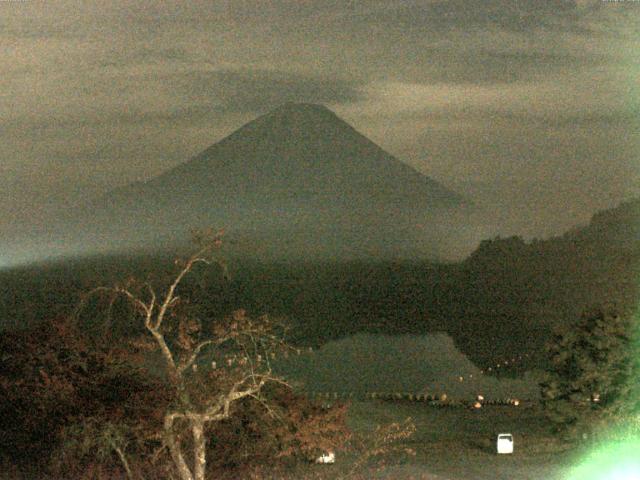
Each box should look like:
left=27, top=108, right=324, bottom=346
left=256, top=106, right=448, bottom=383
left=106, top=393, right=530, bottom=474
left=83, top=103, right=469, bottom=259
left=149, top=102, right=461, bottom=204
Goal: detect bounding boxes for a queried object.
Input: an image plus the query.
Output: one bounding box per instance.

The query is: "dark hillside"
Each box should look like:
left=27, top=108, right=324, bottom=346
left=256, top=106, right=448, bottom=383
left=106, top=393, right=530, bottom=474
left=446, top=198, right=640, bottom=369
left=65, top=103, right=467, bottom=261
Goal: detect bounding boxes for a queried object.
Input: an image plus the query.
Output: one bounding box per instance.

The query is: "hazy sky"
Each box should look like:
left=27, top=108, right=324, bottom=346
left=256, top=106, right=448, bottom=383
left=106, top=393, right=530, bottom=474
left=2, top=0, right=639, bottom=250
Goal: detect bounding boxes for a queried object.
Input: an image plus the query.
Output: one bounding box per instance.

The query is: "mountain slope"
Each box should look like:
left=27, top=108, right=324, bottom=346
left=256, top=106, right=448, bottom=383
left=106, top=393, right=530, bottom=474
left=157, top=103, right=460, bottom=203
left=81, top=103, right=468, bottom=259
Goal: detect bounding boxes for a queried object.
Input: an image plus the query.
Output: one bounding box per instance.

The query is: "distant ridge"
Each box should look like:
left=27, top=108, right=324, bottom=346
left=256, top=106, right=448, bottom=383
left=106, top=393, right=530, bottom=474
left=75, top=103, right=469, bottom=259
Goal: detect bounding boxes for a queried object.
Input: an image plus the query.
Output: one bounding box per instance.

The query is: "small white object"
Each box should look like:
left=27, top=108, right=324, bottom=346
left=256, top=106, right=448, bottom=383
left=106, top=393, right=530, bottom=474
left=497, top=433, right=514, bottom=454
left=315, top=451, right=335, bottom=464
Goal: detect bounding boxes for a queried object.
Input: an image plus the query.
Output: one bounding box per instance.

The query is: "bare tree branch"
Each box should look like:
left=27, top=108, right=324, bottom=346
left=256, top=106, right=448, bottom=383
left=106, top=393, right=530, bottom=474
left=79, top=233, right=300, bottom=480
left=177, top=338, right=225, bottom=375
left=155, top=252, right=210, bottom=331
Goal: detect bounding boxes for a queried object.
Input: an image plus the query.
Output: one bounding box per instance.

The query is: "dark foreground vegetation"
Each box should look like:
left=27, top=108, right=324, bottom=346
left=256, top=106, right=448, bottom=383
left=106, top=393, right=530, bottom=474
left=0, top=236, right=352, bottom=479
left=0, top=315, right=355, bottom=478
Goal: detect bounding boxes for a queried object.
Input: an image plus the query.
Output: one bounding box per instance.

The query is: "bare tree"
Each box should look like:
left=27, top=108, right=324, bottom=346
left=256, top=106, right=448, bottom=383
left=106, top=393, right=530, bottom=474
left=79, top=230, right=292, bottom=480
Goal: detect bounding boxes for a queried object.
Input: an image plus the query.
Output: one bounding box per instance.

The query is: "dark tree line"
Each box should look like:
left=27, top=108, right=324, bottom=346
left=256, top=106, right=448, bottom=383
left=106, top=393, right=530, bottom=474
left=540, top=307, right=640, bottom=440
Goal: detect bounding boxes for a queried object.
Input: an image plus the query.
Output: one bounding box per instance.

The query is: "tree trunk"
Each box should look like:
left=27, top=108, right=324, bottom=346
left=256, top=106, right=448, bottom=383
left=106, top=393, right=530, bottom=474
left=193, top=419, right=207, bottom=480
left=165, top=416, right=195, bottom=480
left=113, top=445, right=135, bottom=480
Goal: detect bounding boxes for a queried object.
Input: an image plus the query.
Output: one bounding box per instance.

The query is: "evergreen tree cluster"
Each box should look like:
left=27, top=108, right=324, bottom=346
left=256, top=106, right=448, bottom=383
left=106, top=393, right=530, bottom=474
left=540, top=307, right=640, bottom=439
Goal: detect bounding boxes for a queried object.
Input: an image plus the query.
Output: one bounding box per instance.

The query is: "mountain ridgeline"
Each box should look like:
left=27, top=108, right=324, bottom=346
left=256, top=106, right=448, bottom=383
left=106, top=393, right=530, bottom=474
left=78, top=103, right=468, bottom=260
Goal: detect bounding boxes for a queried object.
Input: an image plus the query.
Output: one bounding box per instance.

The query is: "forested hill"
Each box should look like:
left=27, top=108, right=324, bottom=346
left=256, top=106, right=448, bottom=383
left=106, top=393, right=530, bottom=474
left=445, top=198, right=640, bottom=369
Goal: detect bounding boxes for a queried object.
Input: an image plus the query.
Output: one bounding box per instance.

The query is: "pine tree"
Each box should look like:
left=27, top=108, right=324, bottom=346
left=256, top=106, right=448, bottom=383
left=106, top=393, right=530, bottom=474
left=540, top=307, right=640, bottom=439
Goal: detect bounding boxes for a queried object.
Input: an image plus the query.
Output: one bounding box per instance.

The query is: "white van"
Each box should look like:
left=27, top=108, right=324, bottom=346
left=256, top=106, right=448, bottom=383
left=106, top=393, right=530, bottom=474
left=496, top=433, right=514, bottom=454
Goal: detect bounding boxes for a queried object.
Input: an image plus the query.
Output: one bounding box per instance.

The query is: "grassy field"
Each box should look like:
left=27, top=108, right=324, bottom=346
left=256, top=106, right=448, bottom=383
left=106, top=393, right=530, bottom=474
left=290, top=400, right=578, bottom=480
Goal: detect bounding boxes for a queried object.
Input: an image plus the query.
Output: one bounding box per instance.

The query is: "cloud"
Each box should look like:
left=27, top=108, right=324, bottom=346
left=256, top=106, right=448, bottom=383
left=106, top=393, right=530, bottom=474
left=172, top=68, right=363, bottom=114
left=3, top=66, right=362, bottom=128
left=0, top=0, right=638, bottom=254
left=341, top=0, right=591, bottom=33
